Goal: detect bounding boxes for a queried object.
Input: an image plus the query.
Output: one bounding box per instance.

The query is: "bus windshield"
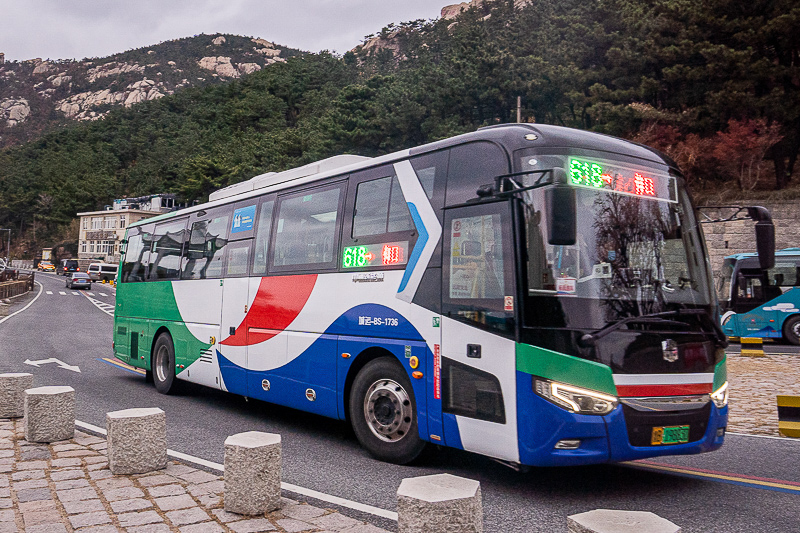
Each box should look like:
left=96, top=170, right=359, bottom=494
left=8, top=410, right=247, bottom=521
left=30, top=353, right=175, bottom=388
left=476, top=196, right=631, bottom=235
left=518, top=153, right=714, bottom=329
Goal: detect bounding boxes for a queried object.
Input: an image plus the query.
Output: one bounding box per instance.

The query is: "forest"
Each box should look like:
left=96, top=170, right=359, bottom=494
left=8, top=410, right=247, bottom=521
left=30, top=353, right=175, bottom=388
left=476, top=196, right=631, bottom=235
left=0, top=0, right=798, bottom=254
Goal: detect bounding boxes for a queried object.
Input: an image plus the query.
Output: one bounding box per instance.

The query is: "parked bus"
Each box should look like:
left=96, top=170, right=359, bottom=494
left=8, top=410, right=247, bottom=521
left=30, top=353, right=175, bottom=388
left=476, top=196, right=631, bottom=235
left=719, top=248, right=800, bottom=344
left=114, top=124, right=733, bottom=467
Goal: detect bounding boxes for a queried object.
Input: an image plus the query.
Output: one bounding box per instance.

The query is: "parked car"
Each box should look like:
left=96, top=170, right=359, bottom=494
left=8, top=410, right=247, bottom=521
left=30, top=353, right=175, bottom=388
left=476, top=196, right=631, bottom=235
left=66, top=272, right=92, bottom=290
left=57, top=259, right=79, bottom=276
left=39, top=261, right=55, bottom=272
left=87, top=262, right=118, bottom=282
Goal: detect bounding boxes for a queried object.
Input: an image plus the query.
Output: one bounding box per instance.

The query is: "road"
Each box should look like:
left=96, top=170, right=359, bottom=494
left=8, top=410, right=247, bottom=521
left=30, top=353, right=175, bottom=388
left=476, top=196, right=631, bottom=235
left=2, top=273, right=800, bottom=532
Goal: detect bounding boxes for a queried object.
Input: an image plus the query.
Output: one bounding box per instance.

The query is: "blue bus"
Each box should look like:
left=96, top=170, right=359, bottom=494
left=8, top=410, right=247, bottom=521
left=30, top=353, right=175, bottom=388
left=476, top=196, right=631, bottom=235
left=719, top=248, right=800, bottom=344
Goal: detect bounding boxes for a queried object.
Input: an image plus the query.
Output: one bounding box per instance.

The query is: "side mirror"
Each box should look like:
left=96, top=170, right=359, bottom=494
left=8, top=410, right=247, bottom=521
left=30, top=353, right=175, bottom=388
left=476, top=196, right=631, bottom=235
left=755, top=221, right=775, bottom=270
left=546, top=184, right=576, bottom=246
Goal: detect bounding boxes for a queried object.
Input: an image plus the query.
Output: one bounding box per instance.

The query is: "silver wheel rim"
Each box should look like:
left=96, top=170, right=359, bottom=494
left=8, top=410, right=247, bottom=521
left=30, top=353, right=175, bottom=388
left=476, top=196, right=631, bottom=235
left=792, top=321, right=800, bottom=340
left=155, top=344, right=170, bottom=383
left=363, top=378, right=413, bottom=443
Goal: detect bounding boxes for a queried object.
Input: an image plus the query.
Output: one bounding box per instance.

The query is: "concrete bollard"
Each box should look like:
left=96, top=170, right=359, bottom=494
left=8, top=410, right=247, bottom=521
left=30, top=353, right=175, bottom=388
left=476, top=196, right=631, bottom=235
left=0, top=373, right=34, bottom=418
left=397, top=473, right=482, bottom=533
left=568, top=509, right=680, bottom=533
left=24, top=386, right=75, bottom=443
left=224, top=431, right=281, bottom=515
left=107, top=408, right=167, bottom=474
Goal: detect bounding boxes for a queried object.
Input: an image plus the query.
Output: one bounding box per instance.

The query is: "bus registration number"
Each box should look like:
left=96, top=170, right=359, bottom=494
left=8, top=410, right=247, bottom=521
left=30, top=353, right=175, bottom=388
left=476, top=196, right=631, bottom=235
left=651, top=425, right=689, bottom=445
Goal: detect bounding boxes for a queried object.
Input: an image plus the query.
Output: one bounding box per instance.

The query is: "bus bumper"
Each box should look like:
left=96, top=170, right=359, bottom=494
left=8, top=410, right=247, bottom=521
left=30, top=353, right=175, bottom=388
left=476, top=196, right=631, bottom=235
left=517, top=377, right=728, bottom=467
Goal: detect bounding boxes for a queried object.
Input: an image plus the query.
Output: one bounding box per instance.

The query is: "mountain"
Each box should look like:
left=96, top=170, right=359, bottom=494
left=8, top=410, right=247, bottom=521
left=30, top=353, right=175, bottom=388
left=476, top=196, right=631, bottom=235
left=0, top=34, right=303, bottom=149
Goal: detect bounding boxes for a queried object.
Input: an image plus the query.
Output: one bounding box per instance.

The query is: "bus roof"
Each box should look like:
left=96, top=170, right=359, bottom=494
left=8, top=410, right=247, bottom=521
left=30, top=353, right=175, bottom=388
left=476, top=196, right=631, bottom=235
left=725, top=248, right=800, bottom=262
left=128, top=123, right=679, bottom=229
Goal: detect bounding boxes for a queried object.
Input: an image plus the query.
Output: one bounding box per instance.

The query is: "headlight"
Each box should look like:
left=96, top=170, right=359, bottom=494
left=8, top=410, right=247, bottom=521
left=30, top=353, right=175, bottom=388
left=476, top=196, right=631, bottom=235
left=710, top=381, right=729, bottom=408
left=534, top=378, right=618, bottom=415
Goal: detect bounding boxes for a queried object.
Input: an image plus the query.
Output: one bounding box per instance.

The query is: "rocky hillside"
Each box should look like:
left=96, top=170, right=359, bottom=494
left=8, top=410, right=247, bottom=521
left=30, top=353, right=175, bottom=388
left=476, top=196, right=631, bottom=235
left=0, top=34, right=302, bottom=148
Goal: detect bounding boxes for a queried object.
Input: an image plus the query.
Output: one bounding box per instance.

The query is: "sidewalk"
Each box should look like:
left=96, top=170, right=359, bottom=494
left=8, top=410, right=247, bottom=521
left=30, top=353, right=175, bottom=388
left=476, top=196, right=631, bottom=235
left=0, top=419, right=390, bottom=533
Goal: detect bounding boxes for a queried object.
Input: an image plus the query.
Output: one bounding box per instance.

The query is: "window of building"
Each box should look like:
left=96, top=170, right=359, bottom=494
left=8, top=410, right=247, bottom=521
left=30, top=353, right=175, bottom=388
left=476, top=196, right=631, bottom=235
left=89, top=241, right=95, bottom=253
left=80, top=242, right=87, bottom=253
left=120, top=215, right=126, bottom=229
left=82, top=219, right=89, bottom=230
left=91, top=218, right=102, bottom=230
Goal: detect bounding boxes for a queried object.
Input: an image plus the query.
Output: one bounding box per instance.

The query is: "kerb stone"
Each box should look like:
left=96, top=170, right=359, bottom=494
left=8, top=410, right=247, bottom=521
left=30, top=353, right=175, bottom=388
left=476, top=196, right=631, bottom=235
left=224, top=431, right=281, bottom=515
left=397, top=473, right=482, bottom=533
left=0, top=373, right=33, bottom=418
left=568, top=509, right=681, bottom=533
left=107, top=408, right=167, bottom=475
left=24, top=386, right=75, bottom=443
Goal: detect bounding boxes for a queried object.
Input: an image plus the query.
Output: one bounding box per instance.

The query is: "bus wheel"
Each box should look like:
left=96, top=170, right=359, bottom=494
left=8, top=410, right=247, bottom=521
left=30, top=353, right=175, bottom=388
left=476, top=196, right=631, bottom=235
left=349, top=358, right=426, bottom=464
left=152, top=333, right=177, bottom=394
left=783, top=316, right=800, bottom=345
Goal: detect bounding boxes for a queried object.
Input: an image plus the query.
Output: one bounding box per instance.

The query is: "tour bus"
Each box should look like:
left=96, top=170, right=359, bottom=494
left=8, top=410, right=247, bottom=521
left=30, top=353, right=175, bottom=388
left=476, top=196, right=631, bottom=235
left=114, top=124, right=735, bottom=467
left=719, top=248, right=800, bottom=344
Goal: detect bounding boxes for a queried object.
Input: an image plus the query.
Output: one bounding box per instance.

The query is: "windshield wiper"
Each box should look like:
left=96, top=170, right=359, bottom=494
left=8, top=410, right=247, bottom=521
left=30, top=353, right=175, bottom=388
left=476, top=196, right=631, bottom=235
left=579, top=309, right=707, bottom=346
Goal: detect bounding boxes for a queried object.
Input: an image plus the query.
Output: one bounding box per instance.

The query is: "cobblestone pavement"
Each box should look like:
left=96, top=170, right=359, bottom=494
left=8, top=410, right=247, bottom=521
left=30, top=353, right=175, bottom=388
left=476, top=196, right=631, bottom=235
left=0, top=419, right=389, bottom=533
left=727, top=351, right=800, bottom=437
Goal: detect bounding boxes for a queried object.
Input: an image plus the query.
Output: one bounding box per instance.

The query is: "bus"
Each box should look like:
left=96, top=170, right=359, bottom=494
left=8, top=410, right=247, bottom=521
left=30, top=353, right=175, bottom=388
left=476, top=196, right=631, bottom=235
left=719, top=248, right=800, bottom=344
left=114, top=123, right=732, bottom=467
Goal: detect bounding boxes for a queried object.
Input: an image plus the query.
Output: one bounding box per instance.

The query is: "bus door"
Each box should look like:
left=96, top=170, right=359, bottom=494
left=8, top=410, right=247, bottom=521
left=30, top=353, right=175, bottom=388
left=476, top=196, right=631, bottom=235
left=219, top=201, right=258, bottom=396
left=440, top=200, right=520, bottom=462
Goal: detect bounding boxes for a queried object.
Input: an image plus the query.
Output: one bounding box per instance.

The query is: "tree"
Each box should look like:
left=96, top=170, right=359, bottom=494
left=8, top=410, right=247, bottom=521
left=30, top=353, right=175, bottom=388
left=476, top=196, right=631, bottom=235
left=713, top=119, right=783, bottom=191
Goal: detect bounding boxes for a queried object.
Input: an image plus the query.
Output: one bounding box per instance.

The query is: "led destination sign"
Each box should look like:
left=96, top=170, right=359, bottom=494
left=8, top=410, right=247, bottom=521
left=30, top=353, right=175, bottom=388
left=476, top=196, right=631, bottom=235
left=343, top=241, right=409, bottom=269
left=568, top=158, right=676, bottom=202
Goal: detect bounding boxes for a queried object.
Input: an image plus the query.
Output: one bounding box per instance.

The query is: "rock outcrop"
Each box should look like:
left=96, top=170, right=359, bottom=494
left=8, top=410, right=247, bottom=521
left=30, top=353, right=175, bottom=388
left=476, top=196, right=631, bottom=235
left=0, top=98, right=30, bottom=127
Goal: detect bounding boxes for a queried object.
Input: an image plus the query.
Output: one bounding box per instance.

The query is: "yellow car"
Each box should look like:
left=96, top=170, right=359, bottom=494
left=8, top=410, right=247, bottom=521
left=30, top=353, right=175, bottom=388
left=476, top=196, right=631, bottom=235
left=39, top=261, right=55, bottom=272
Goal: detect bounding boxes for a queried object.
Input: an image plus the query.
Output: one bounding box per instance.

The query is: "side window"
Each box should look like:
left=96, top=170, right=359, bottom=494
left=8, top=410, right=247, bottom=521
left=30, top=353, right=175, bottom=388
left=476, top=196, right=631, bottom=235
left=443, top=202, right=515, bottom=334
left=353, top=174, right=413, bottom=237
left=225, top=241, right=252, bottom=278
left=252, top=199, right=275, bottom=275
left=121, top=231, right=146, bottom=283
left=445, top=142, right=509, bottom=206
left=182, top=209, right=231, bottom=280
left=149, top=219, right=187, bottom=281
left=272, top=186, right=342, bottom=269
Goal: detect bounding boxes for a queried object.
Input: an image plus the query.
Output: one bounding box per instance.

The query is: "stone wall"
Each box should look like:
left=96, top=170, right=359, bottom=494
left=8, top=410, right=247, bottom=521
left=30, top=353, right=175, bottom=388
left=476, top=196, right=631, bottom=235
left=701, top=201, right=799, bottom=275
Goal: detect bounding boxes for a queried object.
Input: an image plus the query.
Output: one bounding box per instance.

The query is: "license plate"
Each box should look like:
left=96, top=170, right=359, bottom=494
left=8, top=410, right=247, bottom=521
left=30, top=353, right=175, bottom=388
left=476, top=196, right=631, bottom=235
left=651, top=425, right=689, bottom=445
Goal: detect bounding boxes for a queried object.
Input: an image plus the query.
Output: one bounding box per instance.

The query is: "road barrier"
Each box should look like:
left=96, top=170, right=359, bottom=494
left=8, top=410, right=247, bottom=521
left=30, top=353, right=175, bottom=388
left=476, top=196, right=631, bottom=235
left=777, top=395, right=800, bottom=438
left=568, top=509, right=681, bottom=533
left=740, top=337, right=766, bottom=357
left=107, top=407, right=167, bottom=474
left=397, top=474, right=482, bottom=533
left=24, top=386, right=76, bottom=443
left=0, top=373, right=33, bottom=418
left=224, top=431, right=282, bottom=515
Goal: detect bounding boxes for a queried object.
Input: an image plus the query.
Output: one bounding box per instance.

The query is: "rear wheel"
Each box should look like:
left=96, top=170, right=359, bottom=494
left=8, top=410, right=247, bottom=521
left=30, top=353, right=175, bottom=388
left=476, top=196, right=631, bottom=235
left=783, top=315, right=800, bottom=345
left=152, top=333, right=177, bottom=394
left=349, top=358, right=426, bottom=464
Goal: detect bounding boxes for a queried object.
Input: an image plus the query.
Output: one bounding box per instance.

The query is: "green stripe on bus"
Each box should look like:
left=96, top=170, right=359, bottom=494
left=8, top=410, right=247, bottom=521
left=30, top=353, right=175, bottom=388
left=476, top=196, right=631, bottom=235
left=516, top=343, right=616, bottom=396
left=713, top=357, right=727, bottom=391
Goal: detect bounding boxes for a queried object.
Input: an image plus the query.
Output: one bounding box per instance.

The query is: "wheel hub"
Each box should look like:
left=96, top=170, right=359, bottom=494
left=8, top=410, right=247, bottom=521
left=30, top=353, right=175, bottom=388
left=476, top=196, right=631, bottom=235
left=155, top=345, right=169, bottom=383
left=363, top=379, right=413, bottom=443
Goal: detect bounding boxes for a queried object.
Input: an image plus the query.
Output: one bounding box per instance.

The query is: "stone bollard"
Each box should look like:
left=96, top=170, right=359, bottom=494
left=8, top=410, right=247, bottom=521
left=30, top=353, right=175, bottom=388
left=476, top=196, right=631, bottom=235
left=568, top=509, right=681, bottom=533
left=0, top=373, right=34, bottom=418
left=224, top=431, right=281, bottom=515
left=397, top=473, right=482, bottom=533
left=107, top=408, right=167, bottom=474
left=24, top=386, right=75, bottom=443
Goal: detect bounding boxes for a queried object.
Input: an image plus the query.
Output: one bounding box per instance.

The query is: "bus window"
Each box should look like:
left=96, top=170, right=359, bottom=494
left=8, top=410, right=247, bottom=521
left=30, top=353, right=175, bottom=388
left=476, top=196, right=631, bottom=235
left=225, top=240, right=252, bottom=278
left=353, top=173, right=413, bottom=237
left=149, top=219, right=187, bottom=281
left=182, top=209, right=230, bottom=280
left=445, top=142, right=508, bottom=206
left=252, top=199, right=275, bottom=275
left=272, top=185, right=342, bottom=269
left=121, top=230, right=147, bottom=283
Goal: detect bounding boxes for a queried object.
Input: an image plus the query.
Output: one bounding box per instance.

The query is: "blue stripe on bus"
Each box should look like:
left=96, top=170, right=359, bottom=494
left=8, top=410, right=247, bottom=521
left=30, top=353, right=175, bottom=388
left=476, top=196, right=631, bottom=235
left=398, top=202, right=428, bottom=294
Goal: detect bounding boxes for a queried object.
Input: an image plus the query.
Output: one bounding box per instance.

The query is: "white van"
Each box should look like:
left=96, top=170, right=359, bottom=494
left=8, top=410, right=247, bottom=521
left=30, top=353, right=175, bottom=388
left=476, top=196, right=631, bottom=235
left=87, top=262, right=118, bottom=282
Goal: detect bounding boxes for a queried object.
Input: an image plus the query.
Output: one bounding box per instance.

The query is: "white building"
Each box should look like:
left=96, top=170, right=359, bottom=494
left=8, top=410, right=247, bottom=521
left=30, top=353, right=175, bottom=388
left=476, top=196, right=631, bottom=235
left=77, top=194, right=178, bottom=264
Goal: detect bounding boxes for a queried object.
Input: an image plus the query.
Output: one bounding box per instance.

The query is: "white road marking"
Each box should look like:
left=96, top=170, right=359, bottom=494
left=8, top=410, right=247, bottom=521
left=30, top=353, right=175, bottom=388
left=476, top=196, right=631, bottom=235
left=59, top=291, right=66, bottom=295
left=81, top=292, right=115, bottom=317
left=23, top=357, right=81, bottom=373
left=0, top=281, right=44, bottom=325
left=86, top=292, right=95, bottom=296
left=100, top=293, right=107, bottom=297
left=73, top=420, right=399, bottom=521
left=72, top=292, right=79, bottom=296
left=46, top=291, right=53, bottom=295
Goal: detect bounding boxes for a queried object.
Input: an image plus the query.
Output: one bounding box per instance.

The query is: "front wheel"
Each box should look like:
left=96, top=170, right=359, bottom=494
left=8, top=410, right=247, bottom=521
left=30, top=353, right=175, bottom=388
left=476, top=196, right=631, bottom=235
left=152, top=333, right=177, bottom=394
left=783, top=315, right=800, bottom=345
left=349, top=357, right=426, bottom=464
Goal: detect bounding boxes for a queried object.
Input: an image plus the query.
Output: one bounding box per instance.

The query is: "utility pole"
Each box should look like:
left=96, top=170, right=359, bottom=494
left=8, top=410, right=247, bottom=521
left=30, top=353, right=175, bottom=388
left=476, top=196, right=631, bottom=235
left=516, top=96, right=521, bottom=123
left=0, top=229, right=10, bottom=263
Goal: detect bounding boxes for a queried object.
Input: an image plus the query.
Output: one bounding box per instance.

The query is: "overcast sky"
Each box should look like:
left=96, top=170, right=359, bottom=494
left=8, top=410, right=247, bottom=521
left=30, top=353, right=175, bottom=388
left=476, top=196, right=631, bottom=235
left=0, top=0, right=451, bottom=61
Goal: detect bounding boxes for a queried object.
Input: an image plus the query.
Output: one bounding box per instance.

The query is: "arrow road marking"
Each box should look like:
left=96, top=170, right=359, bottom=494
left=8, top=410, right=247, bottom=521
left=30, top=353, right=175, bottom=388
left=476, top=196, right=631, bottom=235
left=24, top=358, right=81, bottom=373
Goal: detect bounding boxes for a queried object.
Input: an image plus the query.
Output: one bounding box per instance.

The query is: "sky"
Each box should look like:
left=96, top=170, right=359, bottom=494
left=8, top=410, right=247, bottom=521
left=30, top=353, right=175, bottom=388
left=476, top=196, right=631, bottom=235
left=0, top=0, right=453, bottom=61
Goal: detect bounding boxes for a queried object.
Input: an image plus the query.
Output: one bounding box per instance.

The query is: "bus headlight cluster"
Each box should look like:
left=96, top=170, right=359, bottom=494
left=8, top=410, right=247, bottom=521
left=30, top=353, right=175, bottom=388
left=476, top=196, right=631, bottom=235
left=710, top=381, right=729, bottom=408
left=534, top=378, right=618, bottom=415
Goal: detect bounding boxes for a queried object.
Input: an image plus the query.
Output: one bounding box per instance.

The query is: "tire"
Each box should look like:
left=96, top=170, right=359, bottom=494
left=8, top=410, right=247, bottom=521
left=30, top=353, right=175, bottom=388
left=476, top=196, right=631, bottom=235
left=783, top=315, right=800, bottom=345
left=152, top=333, right=177, bottom=394
left=349, top=357, right=426, bottom=464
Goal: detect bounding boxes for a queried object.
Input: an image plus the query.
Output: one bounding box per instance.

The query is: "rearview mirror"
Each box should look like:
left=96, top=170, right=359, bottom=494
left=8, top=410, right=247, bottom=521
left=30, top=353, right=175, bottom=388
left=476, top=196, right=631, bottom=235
left=755, top=221, right=775, bottom=270
left=546, top=184, right=576, bottom=246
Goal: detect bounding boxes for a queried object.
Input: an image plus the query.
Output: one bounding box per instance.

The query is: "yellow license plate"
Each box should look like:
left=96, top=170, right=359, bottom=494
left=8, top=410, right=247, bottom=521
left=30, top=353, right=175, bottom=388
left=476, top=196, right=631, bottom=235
left=651, top=425, right=689, bottom=445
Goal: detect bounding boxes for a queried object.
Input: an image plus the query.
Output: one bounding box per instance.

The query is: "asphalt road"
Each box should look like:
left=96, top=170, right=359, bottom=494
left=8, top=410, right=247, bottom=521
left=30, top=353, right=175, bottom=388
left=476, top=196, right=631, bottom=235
left=2, top=273, right=800, bottom=532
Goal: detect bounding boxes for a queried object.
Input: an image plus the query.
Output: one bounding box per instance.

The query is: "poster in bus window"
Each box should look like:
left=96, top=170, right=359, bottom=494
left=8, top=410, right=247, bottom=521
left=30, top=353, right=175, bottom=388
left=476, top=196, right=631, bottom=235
left=449, top=215, right=504, bottom=299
